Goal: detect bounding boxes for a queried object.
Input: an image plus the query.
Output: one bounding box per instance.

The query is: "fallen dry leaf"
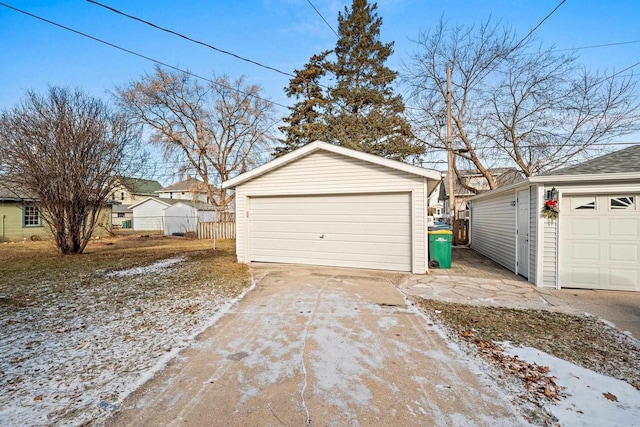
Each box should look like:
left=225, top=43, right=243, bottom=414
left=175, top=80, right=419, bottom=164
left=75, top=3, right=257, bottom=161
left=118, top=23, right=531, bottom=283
left=33, top=395, right=43, bottom=401
left=603, top=392, right=618, bottom=402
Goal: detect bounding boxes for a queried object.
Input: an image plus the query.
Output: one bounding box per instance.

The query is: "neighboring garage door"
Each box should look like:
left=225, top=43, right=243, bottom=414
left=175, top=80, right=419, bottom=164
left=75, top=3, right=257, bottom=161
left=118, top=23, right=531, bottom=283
left=560, top=194, right=640, bottom=291
left=249, top=193, right=412, bottom=271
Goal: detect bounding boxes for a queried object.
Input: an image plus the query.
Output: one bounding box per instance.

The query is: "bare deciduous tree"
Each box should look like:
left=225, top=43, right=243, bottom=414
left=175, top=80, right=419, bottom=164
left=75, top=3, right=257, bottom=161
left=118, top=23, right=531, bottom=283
left=115, top=66, right=276, bottom=209
left=0, top=86, right=141, bottom=254
left=404, top=17, right=639, bottom=192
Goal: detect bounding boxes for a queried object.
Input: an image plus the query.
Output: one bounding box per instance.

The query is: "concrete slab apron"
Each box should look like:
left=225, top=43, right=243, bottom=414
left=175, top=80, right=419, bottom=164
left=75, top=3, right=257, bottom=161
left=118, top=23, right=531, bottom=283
left=109, top=264, right=526, bottom=427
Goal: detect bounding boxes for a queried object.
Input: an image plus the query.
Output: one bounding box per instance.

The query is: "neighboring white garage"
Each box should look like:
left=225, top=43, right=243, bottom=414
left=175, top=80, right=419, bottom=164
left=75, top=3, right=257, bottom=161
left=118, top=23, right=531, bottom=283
left=222, top=141, right=441, bottom=274
left=469, top=145, right=640, bottom=291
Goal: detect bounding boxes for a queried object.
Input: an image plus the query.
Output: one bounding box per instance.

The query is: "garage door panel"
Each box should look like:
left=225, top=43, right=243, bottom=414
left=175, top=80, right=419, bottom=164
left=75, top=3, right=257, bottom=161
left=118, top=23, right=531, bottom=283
left=250, top=250, right=410, bottom=270
left=251, top=214, right=410, bottom=224
left=560, top=194, right=639, bottom=291
left=250, top=231, right=410, bottom=244
left=567, top=218, right=599, bottom=236
left=609, top=244, right=638, bottom=262
left=567, top=267, right=600, bottom=287
left=251, top=221, right=410, bottom=236
left=567, top=242, right=598, bottom=261
left=251, top=240, right=410, bottom=257
left=609, top=270, right=638, bottom=290
left=249, top=193, right=412, bottom=271
left=609, top=219, right=638, bottom=237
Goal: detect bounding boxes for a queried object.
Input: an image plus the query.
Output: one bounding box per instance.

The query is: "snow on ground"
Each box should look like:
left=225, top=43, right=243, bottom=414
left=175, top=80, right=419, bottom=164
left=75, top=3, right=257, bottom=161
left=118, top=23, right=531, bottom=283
left=0, top=257, right=248, bottom=427
left=104, top=257, right=185, bottom=277
left=502, top=343, right=640, bottom=427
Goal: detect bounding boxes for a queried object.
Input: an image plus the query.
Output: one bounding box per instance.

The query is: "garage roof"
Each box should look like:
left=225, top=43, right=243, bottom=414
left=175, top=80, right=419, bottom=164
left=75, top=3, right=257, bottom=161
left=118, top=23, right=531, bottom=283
left=222, top=140, right=442, bottom=190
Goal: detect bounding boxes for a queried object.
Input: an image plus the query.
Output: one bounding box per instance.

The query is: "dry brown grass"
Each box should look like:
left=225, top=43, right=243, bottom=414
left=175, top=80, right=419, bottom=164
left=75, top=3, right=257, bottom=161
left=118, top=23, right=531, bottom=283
left=413, top=298, right=640, bottom=389
left=0, top=236, right=251, bottom=299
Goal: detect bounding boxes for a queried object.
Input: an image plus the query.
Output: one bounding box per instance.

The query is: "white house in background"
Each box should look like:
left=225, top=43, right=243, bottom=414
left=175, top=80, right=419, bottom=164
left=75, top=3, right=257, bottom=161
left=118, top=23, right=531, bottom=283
left=156, top=176, right=210, bottom=203
left=428, top=181, right=444, bottom=220
left=111, top=203, right=133, bottom=228
left=163, top=201, right=218, bottom=235
left=222, top=140, right=441, bottom=274
left=110, top=177, right=162, bottom=206
left=468, top=145, right=640, bottom=292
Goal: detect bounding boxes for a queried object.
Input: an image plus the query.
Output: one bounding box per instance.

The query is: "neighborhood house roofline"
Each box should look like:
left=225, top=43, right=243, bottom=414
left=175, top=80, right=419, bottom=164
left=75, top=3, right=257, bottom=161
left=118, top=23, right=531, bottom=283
left=221, top=140, right=442, bottom=189
left=128, top=197, right=219, bottom=210
left=127, top=197, right=173, bottom=209
left=468, top=171, right=640, bottom=201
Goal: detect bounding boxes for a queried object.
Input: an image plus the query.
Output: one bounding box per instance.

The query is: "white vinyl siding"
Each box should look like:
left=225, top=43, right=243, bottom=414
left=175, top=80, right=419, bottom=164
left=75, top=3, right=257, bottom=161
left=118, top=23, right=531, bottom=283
left=163, top=203, right=197, bottom=235
left=528, top=186, right=537, bottom=284
left=235, top=150, right=427, bottom=273
left=542, top=217, right=558, bottom=288
left=132, top=199, right=168, bottom=231
left=470, top=191, right=516, bottom=273
left=249, top=193, right=412, bottom=271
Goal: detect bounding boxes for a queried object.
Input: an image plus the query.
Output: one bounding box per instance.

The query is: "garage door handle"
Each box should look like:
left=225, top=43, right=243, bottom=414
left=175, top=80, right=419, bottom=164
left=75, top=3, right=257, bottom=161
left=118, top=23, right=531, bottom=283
left=319, top=234, right=324, bottom=239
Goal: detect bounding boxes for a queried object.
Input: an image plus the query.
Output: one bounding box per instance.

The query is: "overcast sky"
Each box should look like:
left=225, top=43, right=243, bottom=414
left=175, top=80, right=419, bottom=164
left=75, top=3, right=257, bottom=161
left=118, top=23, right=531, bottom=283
left=1, top=1, right=638, bottom=180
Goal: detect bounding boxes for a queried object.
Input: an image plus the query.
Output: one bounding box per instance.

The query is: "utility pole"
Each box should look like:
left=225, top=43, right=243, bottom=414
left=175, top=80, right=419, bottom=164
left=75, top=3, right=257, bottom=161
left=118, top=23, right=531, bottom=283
left=446, top=66, right=456, bottom=245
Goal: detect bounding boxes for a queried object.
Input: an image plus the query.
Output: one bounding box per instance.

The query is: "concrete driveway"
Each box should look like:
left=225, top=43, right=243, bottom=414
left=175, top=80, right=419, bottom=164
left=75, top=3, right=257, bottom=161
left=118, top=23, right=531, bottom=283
left=108, top=264, right=528, bottom=426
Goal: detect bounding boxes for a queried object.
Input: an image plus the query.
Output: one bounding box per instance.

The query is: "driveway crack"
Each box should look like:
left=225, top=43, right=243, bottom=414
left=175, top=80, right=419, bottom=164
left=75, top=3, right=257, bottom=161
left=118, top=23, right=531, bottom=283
left=299, top=276, right=333, bottom=427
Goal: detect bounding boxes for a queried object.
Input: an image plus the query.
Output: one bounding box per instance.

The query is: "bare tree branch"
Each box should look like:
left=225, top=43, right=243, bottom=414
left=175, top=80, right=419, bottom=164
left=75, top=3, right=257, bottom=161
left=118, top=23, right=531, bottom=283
left=0, top=86, right=141, bottom=254
left=115, top=67, right=275, bottom=209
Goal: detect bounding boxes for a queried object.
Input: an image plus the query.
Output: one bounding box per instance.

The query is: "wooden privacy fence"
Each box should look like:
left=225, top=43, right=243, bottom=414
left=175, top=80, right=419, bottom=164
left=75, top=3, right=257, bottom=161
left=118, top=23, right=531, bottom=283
left=198, top=220, right=236, bottom=240
left=454, top=219, right=469, bottom=245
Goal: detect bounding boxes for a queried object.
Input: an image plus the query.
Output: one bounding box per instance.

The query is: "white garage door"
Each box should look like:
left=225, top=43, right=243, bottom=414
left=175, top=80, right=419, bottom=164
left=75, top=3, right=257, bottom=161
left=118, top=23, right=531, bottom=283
left=560, top=194, right=640, bottom=291
left=249, top=193, right=412, bottom=271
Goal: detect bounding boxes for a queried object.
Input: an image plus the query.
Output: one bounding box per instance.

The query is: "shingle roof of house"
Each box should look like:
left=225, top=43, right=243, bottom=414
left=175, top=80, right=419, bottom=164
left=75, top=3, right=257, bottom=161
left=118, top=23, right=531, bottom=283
left=0, top=182, right=35, bottom=201
left=544, top=145, right=640, bottom=175
left=158, top=177, right=211, bottom=193
left=117, top=177, right=163, bottom=195
left=128, top=196, right=219, bottom=210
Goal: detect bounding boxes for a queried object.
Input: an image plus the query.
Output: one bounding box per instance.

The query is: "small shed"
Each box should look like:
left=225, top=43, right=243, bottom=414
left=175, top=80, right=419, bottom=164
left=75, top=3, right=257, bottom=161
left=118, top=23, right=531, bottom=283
left=163, top=201, right=218, bottom=236
left=129, top=197, right=171, bottom=231
left=468, top=145, right=640, bottom=291
left=222, top=141, right=441, bottom=274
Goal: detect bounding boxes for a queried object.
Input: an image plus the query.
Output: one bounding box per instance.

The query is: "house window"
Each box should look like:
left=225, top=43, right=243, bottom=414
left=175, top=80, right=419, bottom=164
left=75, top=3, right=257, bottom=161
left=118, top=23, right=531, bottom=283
left=610, top=196, right=635, bottom=210
left=117, top=212, right=125, bottom=218
left=23, top=205, right=41, bottom=227
left=435, top=207, right=442, bottom=216
left=120, top=192, right=125, bottom=201
left=571, top=196, right=596, bottom=210
left=169, top=192, right=173, bottom=199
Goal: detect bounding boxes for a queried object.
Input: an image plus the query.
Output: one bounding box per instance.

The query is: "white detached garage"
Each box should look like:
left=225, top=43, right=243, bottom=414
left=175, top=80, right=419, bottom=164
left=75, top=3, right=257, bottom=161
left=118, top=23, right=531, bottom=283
left=222, top=141, right=441, bottom=273
left=469, top=145, right=640, bottom=291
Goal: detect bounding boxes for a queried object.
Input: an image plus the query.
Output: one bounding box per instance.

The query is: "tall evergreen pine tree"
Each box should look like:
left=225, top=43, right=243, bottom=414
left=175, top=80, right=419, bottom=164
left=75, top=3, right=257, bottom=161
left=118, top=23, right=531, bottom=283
left=275, top=52, right=329, bottom=158
left=327, top=0, right=419, bottom=160
left=277, top=0, right=422, bottom=161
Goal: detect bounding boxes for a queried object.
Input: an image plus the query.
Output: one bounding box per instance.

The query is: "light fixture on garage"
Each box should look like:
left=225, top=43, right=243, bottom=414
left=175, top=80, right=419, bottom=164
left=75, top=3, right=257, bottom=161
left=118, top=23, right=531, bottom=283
left=546, top=187, right=558, bottom=202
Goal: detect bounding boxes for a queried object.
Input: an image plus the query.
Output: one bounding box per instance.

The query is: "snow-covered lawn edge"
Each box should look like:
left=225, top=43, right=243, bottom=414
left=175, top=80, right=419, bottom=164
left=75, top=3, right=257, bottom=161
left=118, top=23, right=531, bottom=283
left=0, top=248, right=253, bottom=427
left=113, top=279, right=257, bottom=411
left=502, top=343, right=640, bottom=427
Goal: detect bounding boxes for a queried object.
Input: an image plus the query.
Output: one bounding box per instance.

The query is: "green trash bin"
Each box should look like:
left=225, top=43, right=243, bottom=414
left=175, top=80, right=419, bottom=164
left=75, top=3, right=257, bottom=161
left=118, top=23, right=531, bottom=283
left=428, top=229, right=453, bottom=269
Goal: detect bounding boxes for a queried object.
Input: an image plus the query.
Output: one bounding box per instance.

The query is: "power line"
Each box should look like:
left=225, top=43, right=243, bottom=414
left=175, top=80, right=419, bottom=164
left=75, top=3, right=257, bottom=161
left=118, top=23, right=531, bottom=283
left=0, top=2, right=289, bottom=110
left=86, top=0, right=296, bottom=79
left=554, top=39, right=640, bottom=52
left=512, top=0, right=566, bottom=51
left=306, top=0, right=338, bottom=37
